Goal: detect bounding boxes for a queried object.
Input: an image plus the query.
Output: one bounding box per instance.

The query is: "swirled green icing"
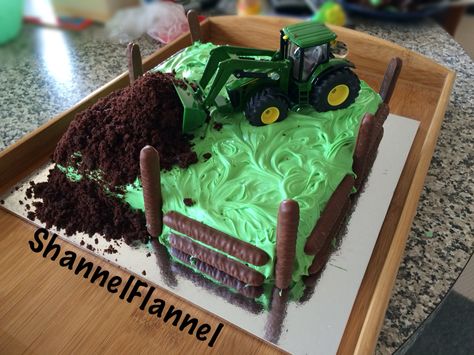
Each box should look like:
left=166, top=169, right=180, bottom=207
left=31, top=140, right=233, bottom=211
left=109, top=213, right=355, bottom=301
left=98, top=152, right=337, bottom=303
left=124, top=42, right=382, bottom=285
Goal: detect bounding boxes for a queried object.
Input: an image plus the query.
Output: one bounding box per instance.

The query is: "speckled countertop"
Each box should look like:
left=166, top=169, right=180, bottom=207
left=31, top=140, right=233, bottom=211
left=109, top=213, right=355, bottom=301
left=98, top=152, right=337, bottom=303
left=0, top=18, right=473, bottom=353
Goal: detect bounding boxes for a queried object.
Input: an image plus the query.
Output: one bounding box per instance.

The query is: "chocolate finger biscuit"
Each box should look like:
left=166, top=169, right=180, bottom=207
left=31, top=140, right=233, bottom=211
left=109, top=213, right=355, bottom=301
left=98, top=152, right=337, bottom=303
left=169, top=233, right=265, bottom=286
left=164, top=211, right=269, bottom=266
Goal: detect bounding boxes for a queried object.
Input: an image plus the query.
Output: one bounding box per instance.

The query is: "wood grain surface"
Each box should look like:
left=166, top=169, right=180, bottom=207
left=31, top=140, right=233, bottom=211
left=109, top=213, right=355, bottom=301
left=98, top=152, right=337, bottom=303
left=0, top=16, right=454, bottom=355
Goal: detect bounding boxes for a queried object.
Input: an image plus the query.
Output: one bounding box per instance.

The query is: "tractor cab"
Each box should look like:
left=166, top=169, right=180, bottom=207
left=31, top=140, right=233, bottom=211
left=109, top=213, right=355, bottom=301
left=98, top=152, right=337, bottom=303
left=280, top=22, right=336, bottom=82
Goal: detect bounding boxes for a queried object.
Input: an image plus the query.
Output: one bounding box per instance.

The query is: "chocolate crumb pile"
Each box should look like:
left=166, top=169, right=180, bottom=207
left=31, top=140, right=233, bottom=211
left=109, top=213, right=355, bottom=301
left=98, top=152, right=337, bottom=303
left=54, top=71, right=197, bottom=187
left=27, top=72, right=199, bottom=244
left=28, top=169, right=149, bottom=245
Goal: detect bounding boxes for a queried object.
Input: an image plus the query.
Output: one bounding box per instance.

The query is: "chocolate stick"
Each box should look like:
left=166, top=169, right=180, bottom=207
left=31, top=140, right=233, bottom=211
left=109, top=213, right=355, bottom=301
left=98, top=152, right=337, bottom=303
left=170, top=248, right=263, bottom=299
left=308, top=199, right=351, bottom=275
left=163, top=211, right=269, bottom=266
left=169, top=233, right=265, bottom=286
left=353, top=113, right=375, bottom=185
left=275, top=199, right=299, bottom=290
left=170, top=250, right=263, bottom=313
left=140, top=145, right=162, bottom=237
left=187, top=10, right=201, bottom=43
left=305, top=176, right=354, bottom=255
left=127, top=42, right=143, bottom=85
left=379, top=57, right=402, bottom=104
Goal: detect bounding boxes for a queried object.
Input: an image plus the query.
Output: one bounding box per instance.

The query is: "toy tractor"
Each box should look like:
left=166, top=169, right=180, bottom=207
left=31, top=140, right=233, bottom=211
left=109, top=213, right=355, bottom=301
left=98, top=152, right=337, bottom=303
left=175, top=21, right=360, bottom=132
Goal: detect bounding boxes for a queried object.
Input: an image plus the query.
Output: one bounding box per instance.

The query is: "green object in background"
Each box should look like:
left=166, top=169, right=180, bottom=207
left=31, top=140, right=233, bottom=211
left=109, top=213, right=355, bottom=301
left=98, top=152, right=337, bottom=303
left=312, top=1, right=347, bottom=26
left=0, top=0, right=24, bottom=45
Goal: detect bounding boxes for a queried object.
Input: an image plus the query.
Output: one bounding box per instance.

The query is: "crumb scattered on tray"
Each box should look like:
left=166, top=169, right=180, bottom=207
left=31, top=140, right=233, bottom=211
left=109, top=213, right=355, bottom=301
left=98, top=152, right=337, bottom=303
left=104, top=244, right=118, bottom=254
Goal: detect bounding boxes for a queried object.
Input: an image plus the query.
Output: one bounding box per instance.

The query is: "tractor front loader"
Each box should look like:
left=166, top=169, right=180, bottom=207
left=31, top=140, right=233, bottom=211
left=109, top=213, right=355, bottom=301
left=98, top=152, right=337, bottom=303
left=175, top=21, right=361, bottom=133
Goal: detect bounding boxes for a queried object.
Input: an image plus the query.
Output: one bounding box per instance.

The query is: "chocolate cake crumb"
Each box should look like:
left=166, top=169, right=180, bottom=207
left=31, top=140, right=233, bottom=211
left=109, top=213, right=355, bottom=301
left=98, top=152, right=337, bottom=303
left=142, top=270, right=147, bottom=276
left=15, top=186, right=19, bottom=191
left=19, top=200, right=23, bottom=205
left=27, top=211, right=35, bottom=221
left=53, top=72, right=197, bottom=187
left=80, top=240, right=85, bottom=246
left=146, top=252, right=151, bottom=257
left=86, top=244, right=95, bottom=251
left=183, top=198, right=195, bottom=207
left=213, top=122, right=223, bottom=131
left=94, top=238, right=99, bottom=245
left=25, top=186, right=33, bottom=199
left=104, top=244, right=118, bottom=254
left=0, top=200, right=4, bottom=205
left=203, top=152, right=212, bottom=161
left=25, top=204, right=30, bottom=210
left=29, top=169, right=149, bottom=245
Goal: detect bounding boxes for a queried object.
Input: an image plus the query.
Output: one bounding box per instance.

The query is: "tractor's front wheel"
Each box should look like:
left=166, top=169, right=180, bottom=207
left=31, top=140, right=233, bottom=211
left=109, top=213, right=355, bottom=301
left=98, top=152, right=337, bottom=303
left=244, top=89, right=289, bottom=127
left=311, top=69, right=360, bottom=112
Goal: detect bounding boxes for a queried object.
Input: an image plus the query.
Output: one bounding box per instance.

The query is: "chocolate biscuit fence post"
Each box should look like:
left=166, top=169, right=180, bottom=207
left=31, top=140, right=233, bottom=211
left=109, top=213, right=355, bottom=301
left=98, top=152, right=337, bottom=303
left=379, top=57, right=403, bottom=104
left=187, top=10, right=202, bottom=43
left=170, top=248, right=264, bottom=299
left=169, top=233, right=265, bottom=286
left=305, top=175, right=354, bottom=256
left=275, top=199, right=299, bottom=290
left=352, top=58, right=401, bottom=189
left=127, top=42, right=143, bottom=85
left=139, top=146, right=163, bottom=237
left=169, top=251, right=264, bottom=313
left=308, top=198, right=352, bottom=274
left=163, top=211, right=270, bottom=266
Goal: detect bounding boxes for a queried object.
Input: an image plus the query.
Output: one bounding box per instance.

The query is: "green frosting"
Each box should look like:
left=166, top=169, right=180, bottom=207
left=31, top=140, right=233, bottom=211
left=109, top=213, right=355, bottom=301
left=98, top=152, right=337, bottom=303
left=124, top=42, right=382, bottom=285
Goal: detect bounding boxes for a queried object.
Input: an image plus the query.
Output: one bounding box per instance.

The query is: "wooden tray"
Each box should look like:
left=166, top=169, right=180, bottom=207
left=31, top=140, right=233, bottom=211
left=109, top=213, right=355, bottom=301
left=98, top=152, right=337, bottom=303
left=0, top=16, right=454, bottom=354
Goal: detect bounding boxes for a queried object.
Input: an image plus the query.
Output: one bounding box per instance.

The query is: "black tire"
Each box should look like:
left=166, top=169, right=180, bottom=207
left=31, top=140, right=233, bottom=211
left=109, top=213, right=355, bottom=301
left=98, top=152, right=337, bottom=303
left=311, top=69, right=360, bottom=112
left=244, top=88, right=289, bottom=127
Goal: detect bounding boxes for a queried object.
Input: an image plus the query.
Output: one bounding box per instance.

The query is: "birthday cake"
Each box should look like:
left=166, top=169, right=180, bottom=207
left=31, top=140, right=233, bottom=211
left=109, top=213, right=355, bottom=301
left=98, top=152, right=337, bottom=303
left=27, top=22, right=399, bottom=303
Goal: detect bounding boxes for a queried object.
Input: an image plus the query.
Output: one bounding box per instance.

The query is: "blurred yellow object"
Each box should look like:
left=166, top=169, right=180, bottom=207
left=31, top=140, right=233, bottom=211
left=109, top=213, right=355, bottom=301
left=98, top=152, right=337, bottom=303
left=52, top=0, right=139, bottom=23
left=313, top=1, right=346, bottom=27
left=237, top=0, right=262, bottom=15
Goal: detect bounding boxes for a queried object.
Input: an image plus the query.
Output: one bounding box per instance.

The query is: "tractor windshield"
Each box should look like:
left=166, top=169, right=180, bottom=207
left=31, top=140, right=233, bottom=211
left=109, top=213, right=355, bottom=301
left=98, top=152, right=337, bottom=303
left=288, top=41, right=303, bottom=81
left=301, top=44, right=328, bottom=81
left=288, top=42, right=329, bottom=82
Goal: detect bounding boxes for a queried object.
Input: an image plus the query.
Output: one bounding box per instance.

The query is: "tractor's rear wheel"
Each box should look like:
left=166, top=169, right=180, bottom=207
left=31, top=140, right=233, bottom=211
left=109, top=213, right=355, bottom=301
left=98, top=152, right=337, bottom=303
left=311, top=69, right=360, bottom=112
left=244, top=88, right=289, bottom=127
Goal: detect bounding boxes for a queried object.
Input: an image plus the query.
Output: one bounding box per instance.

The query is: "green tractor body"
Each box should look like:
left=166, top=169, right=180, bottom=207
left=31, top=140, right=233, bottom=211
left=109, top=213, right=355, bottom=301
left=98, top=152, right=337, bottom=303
left=176, top=21, right=360, bottom=132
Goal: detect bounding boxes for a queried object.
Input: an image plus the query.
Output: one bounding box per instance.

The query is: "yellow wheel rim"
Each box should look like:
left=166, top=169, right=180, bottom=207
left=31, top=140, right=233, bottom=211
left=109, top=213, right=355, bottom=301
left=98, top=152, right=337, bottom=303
left=261, top=106, right=280, bottom=124
left=327, top=84, right=350, bottom=106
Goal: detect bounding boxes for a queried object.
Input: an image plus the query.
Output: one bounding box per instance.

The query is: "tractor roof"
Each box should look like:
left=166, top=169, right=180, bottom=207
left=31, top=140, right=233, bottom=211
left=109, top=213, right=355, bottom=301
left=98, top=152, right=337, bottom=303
left=283, top=22, right=337, bottom=48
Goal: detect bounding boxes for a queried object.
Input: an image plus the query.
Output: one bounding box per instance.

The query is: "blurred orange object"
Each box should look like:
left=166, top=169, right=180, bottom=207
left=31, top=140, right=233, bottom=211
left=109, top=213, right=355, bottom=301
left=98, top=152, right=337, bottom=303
left=237, top=0, right=262, bottom=15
